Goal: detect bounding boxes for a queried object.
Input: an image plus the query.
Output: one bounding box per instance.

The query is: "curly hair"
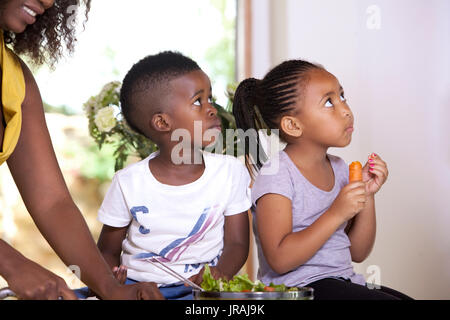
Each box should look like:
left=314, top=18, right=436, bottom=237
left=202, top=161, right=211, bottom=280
left=3, top=0, right=91, bottom=68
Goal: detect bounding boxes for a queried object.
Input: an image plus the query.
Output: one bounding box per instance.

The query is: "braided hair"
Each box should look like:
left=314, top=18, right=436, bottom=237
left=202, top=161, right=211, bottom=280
left=232, top=59, right=323, bottom=172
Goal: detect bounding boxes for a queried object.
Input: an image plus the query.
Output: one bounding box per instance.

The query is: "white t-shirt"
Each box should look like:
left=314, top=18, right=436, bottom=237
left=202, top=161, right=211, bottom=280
left=98, top=151, right=252, bottom=285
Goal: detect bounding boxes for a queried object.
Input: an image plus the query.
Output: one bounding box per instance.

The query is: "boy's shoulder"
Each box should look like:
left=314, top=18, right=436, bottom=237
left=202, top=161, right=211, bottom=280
left=204, top=151, right=246, bottom=170
left=113, top=153, right=153, bottom=180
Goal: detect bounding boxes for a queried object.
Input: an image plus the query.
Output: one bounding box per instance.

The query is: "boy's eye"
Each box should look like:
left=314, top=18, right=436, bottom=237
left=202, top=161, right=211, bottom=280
left=193, top=98, right=202, bottom=106
left=208, top=96, right=213, bottom=104
left=325, top=99, right=333, bottom=107
left=340, top=93, right=346, bottom=102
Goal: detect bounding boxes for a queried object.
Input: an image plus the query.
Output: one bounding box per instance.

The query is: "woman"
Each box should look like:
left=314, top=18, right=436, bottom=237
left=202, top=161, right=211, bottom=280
left=0, top=0, right=163, bottom=299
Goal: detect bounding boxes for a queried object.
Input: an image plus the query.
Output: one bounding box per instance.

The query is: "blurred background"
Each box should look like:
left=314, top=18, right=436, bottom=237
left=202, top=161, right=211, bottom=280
left=1, top=0, right=449, bottom=299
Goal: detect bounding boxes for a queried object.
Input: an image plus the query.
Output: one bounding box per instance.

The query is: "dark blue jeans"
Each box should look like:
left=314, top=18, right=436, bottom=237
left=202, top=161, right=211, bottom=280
left=74, top=278, right=193, bottom=300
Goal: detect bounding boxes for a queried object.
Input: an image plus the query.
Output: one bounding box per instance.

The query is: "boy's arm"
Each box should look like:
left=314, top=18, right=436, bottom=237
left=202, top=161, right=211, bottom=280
left=215, top=211, right=249, bottom=279
left=189, top=211, right=249, bottom=284
left=97, top=225, right=129, bottom=270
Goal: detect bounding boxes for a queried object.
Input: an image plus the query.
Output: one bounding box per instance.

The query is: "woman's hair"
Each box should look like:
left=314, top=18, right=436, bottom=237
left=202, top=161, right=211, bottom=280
left=3, top=0, right=91, bottom=68
left=232, top=59, right=323, bottom=171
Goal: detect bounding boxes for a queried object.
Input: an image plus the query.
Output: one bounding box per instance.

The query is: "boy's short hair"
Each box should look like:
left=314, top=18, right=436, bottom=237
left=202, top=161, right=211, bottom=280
left=120, top=51, right=201, bottom=138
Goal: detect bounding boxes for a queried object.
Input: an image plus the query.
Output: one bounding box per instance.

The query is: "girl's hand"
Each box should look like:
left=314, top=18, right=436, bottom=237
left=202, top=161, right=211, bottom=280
left=188, top=265, right=228, bottom=285
left=330, top=181, right=367, bottom=223
left=362, top=153, right=389, bottom=195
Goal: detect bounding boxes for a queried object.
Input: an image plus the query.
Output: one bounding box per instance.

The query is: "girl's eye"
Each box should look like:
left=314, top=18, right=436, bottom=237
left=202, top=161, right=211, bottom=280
left=340, top=93, right=346, bottom=102
left=325, top=99, right=333, bottom=107
left=208, top=96, right=213, bottom=104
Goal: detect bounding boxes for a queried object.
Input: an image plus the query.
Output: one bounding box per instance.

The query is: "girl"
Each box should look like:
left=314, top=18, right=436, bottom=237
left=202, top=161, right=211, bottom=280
left=232, top=59, right=412, bottom=300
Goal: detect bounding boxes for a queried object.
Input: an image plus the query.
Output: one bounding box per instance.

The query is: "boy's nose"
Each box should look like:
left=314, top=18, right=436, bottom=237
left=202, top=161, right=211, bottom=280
left=207, top=104, right=218, bottom=117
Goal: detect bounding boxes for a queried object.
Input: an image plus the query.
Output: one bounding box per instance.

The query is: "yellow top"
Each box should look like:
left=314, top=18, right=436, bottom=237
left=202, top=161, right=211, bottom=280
left=0, top=30, right=25, bottom=165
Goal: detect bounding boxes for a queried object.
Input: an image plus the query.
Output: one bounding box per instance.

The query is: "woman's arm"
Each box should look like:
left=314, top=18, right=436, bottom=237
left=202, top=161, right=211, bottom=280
left=5, top=60, right=120, bottom=298
left=4, top=60, right=164, bottom=299
left=0, top=239, right=77, bottom=299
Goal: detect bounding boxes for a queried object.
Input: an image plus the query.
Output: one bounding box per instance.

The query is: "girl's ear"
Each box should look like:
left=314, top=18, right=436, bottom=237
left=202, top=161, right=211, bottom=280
left=280, top=116, right=303, bottom=138
left=151, top=113, right=171, bottom=132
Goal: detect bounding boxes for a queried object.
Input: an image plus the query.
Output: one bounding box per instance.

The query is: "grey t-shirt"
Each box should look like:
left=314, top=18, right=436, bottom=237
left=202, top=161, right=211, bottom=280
left=251, top=150, right=366, bottom=287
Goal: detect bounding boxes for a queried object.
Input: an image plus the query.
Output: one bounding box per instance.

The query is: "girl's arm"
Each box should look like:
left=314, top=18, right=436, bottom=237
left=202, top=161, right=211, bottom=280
left=5, top=60, right=162, bottom=300
left=345, top=196, right=376, bottom=262
left=97, top=225, right=129, bottom=269
left=190, top=211, right=249, bottom=283
left=256, top=194, right=342, bottom=274
left=345, top=154, right=388, bottom=262
left=257, top=182, right=366, bottom=275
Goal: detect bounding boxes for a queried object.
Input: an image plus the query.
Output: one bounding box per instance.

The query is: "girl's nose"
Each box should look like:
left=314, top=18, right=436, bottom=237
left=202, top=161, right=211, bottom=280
left=341, top=104, right=352, bottom=118
left=40, top=0, right=55, bottom=10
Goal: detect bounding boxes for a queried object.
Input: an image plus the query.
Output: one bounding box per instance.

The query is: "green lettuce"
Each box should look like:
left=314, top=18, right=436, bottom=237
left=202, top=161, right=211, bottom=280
left=200, top=264, right=298, bottom=292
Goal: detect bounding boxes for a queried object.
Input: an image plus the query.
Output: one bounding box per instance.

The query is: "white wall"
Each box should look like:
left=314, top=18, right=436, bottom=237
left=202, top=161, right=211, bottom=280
left=250, top=0, right=450, bottom=299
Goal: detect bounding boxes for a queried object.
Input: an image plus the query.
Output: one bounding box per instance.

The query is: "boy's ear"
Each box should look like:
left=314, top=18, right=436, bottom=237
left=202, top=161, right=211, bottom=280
left=280, top=116, right=303, bottom=138
left=151, top=113, right=171, bottom=132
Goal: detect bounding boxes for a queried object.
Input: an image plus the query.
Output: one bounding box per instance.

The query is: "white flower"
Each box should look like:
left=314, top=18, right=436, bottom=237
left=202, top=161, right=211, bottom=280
left=94, top=106, right=117, bottom=132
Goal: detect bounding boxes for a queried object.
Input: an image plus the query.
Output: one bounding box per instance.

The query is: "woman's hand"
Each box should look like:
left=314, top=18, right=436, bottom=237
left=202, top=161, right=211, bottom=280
left=188, top=265, right=228, bottom=285
left=5, top=258, right=76, bottom=300
left=362, top=153, right=389, bottom=195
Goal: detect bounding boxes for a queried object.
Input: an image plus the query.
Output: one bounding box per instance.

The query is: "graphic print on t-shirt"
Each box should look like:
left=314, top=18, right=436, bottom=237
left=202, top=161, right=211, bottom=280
left=130, top=206, right=150, bottom=234
left=133, top=204, right=220, bottom=264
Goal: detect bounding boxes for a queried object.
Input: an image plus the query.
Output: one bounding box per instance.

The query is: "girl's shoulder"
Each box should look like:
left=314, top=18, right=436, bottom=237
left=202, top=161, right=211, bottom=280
left=327, top=153, right=347, bottom=166
left=327, top=153, right=350, bottom=185
left=253, top=151, right=293, bottom=184
left=327, top=154, right=349, bottom=173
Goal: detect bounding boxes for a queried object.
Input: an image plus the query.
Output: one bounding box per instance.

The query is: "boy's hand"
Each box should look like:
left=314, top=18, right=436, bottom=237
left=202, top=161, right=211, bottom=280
left=107, top=282, right=165, bottom=300
left=112, top=265, right=127, bottom=285
left=330, top=181, right=367, bottom=223
left=362, top=153, right=388, bottom=195
left=188, top=266, right=228, bottom=285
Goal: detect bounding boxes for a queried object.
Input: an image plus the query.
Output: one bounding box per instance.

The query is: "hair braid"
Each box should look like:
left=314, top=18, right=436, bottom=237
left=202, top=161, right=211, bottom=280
left=233, top=59, right=323, bottom=171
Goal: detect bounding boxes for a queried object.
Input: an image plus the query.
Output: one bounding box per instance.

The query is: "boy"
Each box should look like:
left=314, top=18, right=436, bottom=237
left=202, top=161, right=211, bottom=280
left=96, top=51, right=251, bottom=300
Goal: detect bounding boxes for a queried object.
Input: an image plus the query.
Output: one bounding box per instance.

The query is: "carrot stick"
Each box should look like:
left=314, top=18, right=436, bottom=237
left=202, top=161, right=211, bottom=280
left=349, top=161, right=363, bottom=182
